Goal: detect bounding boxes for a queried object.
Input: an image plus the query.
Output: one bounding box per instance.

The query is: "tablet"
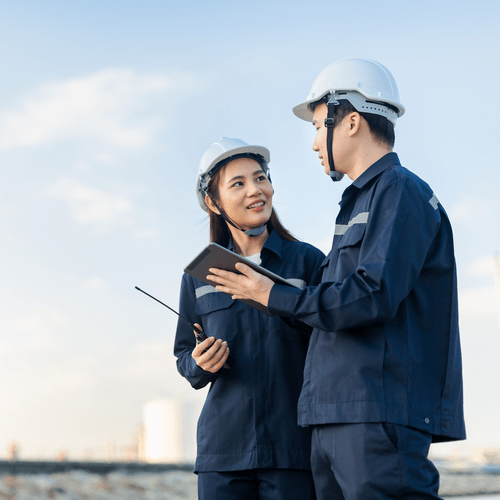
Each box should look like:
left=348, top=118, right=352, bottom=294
left=184, top=242, right=299, bottom=314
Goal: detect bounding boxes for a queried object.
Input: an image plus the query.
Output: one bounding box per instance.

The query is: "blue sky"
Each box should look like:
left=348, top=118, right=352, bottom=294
left=1, top=0, right=499, bottom=460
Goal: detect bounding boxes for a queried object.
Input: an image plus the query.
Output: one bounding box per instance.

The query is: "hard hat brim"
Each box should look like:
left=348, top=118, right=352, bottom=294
left=292, top=97, right=323, bottom=122
left=293, top=91, right=405, bottom=125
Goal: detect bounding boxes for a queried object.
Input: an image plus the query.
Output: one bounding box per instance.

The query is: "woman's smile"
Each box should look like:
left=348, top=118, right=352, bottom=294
left=247, top=200, right=266, bottom=211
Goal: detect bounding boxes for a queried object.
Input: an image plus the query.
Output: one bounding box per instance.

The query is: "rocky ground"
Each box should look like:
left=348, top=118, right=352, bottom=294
left=439, top=470, right=500, bottom=497
left=0, top=468, right=499, bottom=499
left=0, top=469, right=198, bottom=500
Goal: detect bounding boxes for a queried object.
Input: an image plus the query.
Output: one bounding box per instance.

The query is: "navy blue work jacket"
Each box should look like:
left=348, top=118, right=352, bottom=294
left=174, top=229, right=325, bottom=472
left=268, top=153, right=466, bottom=443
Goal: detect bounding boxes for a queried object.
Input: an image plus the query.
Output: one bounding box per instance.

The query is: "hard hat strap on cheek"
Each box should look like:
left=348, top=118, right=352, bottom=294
left=325, top=94, right=344, bottom=182
left=207, top=194, right=268, bottom=237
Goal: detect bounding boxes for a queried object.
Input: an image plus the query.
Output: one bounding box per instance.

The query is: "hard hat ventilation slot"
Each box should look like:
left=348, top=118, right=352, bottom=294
left=365, top=100, right=399, bottom=114
left=361, top=104, right=390, bottom=115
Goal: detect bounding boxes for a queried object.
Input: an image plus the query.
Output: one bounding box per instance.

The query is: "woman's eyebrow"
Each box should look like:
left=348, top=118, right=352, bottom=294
left=226, top=174, right=244, bottom=184
left=226, top=170, right=263, bottom=184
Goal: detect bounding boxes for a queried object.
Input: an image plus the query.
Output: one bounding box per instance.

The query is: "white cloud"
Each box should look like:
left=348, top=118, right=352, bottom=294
left=458, top=283, right=500, bottom=339
left=97, top=153, right=117, bottom=164
left=45, top=178, right=161, bottom=235
left=133, top=228, right=160, bottom=240
left=0, top=69, right=171, bottom=151
left=466, top=255, right=497, bottom=279
left=449, top=196, right=500, bottom=225
left=311, top=233, right=333, bottom=255
left=449, top=197, right=500, bottom=267
left=83, top=276, right=109, bottom=290
left=47, top=178, right=133, bottom=227
left=0, top=334, right=202, bottom=459
left=459, top=285, right=499, bottom=319
left=16, top=306, right=68, bottom=334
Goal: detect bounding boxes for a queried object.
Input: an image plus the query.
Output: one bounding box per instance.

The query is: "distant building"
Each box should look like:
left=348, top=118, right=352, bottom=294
left=105, top=440, right=117, bottom=461
left=143, top=399, right=183, bottom=463
left=8, top=442, right=19, bottom=461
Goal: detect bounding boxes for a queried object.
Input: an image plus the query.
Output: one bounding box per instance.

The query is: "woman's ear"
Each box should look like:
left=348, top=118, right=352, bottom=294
left=205, top=194, right=221, bottom=215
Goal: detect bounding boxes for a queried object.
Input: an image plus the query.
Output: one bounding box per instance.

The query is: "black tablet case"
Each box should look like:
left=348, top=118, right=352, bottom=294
left=184, top=242, right=299, bottom=314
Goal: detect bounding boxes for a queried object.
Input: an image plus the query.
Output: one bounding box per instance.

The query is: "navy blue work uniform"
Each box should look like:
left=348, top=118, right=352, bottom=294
left=174, top=229, right=325, bottom=500
left=267, top=153, right=466, bottom=499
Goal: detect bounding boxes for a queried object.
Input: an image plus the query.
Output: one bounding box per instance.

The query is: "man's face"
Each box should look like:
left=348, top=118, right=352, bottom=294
left=312, top=103, right=332, bottom=176
left=312, top=102, right=354, bottom=177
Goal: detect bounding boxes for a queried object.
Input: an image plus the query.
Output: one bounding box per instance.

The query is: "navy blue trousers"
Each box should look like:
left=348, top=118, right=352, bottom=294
left=197, top=468, right=316, bottom=500
left=311, top=422, right=442, bottom=500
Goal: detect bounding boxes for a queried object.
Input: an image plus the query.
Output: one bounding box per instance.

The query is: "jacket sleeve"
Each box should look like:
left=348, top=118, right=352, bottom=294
left=278, top=245, right=327, bottom=335
left=173, top=273, right=219, bottom=389
left=268, top=174, right=440, bottom=332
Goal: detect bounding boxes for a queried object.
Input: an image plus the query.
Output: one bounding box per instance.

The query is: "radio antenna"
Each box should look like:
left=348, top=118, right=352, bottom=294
left=135, top=286, right=202, bottom=334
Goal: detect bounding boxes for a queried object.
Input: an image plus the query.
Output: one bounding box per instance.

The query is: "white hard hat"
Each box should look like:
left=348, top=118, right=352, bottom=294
left=196, top=137, right=271, bottom=212
left=293, top=58, right=405, bottom=125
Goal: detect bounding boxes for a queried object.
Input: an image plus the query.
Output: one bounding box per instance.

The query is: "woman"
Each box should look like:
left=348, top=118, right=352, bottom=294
left=174, top=137, right=324, bottom=500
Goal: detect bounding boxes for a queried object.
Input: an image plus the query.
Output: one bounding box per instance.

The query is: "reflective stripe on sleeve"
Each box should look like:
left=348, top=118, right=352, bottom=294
left=429, top=193, right=439, bottom=210
left=286, top=278, right=307, bottom=289
left=195, top=278, right=306, bottom=299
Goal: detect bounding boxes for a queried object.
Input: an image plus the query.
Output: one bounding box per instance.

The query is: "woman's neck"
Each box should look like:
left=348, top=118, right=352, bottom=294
left=228, top=226, right=269, bottom=257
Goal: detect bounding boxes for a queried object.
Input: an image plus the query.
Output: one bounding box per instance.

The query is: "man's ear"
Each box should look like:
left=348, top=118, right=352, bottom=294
left=205, top=194, right=221, bottom=215
left=348, top=112, right=362, bottom=136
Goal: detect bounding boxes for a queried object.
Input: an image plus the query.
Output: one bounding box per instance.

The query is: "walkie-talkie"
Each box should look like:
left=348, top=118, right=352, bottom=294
left=135, top=286, right=235, bottom=369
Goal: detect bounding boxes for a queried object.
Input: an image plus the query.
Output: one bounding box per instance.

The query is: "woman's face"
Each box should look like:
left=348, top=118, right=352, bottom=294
left=209, top=157, right=273, bottom=231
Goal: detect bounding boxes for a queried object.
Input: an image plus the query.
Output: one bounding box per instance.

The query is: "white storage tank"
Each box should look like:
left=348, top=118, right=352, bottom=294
left=143, top=399, right=183, bottom=463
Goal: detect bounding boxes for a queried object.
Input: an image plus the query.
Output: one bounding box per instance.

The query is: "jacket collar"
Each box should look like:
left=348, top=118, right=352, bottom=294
left=227, top=226, right=283, bottom=259
left=352, top=152, right=401, bottom=190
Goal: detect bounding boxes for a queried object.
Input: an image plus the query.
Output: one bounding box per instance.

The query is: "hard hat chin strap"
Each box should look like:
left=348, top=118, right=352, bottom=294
left=242, top=225, right=268, bottom=237
left=208, top=195, right=268, bottom=237
left=325, top=93, right=344, bottom=182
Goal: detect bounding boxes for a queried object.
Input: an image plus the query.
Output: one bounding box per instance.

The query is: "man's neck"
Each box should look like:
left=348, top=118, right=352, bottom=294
left=347, top=143, right=392, bottom=181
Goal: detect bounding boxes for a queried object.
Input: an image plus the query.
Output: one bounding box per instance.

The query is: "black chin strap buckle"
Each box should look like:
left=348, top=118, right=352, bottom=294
left=324, top=117, right=335, bottom=127
left=325, top=92, right=339, bottom=127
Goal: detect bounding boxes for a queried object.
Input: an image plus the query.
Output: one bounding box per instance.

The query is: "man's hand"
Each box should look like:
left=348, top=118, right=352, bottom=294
left=207, top=263, right=274, bottom=307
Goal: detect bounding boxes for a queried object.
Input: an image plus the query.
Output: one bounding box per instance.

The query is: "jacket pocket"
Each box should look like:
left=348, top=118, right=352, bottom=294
left=337, top=223, right=366, bottom=249
left=195, top=288, right=238, bottom=342
left=319, top=253, right=331, bottom=272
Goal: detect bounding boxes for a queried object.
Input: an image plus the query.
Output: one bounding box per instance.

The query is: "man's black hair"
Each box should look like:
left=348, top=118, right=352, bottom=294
left=311, top=97, right=395, bottom=148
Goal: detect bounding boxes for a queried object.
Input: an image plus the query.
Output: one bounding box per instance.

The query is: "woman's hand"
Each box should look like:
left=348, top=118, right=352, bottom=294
left=191, top=323, right=230, bottom=373
left=207, top=263, right=274, bottom=307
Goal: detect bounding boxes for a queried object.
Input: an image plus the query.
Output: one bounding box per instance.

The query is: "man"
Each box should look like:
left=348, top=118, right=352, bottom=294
left=208, top=58, right=465, bottom=499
